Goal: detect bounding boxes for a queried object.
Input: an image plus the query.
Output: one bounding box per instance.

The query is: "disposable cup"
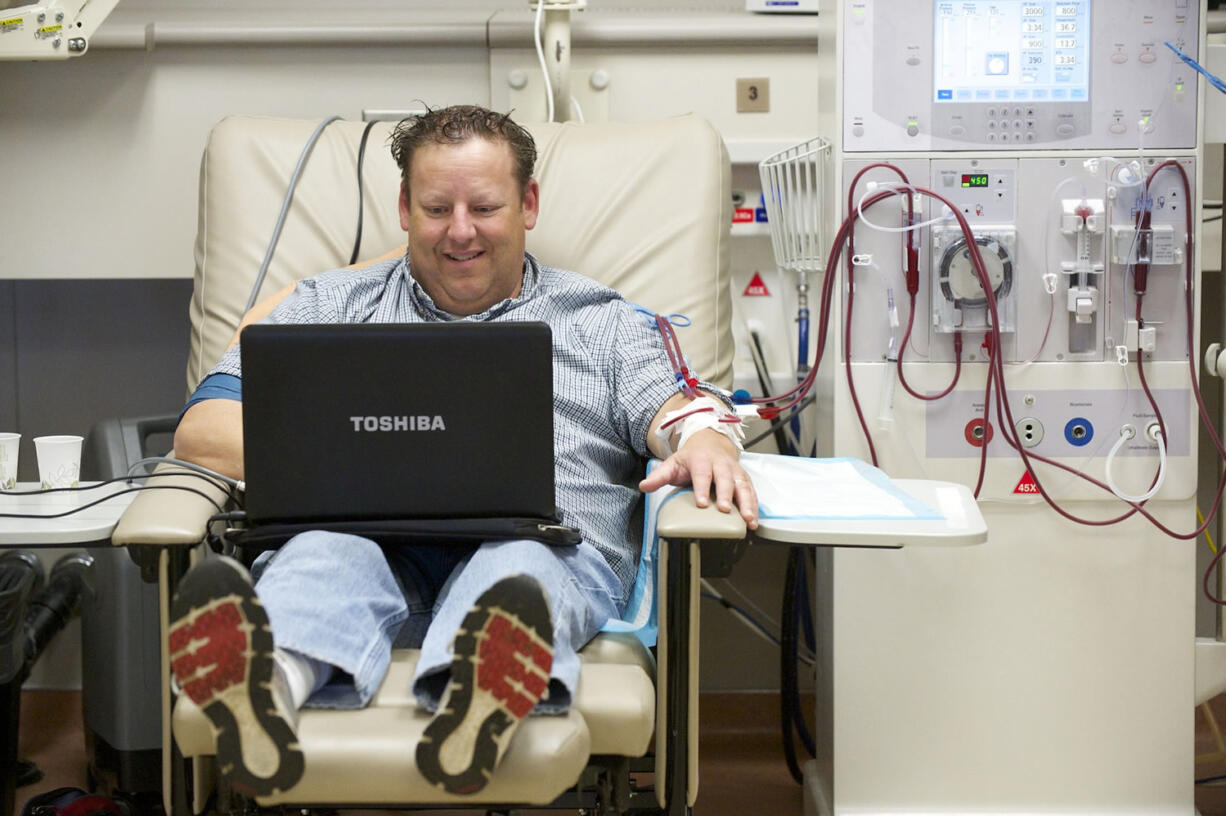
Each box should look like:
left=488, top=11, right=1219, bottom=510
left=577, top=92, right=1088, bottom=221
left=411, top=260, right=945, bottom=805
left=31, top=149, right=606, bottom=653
left=0, top=433, right=18, bottom=490
left=34, top=435, right=83, bottom=490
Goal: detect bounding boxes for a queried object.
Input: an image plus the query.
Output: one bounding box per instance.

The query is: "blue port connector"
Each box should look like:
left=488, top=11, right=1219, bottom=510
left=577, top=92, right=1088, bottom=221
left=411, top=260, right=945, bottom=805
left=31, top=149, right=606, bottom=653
left=1064, top=417, right=1094, bottom=447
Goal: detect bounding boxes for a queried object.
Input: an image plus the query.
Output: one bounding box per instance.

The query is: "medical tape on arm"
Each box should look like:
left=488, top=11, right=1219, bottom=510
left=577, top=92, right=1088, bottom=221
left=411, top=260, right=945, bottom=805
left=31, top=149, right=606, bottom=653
left=655, top=395, right=745, bottom=456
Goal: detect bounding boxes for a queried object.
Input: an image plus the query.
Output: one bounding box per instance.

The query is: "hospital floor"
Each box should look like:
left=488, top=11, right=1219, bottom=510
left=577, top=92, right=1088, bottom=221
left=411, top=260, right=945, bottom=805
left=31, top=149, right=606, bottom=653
left=14, top=689, right=803, bottom=816
left=26, top=689, right=1226, bottom=815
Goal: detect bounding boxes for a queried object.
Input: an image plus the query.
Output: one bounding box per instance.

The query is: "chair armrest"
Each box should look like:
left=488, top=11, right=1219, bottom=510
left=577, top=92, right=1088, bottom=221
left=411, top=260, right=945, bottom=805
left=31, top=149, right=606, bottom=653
left=656, top=498, right=746, bottom=541
left=653, top=497, right=745, bottom=814
left=112, top=464, right=231, bottom=547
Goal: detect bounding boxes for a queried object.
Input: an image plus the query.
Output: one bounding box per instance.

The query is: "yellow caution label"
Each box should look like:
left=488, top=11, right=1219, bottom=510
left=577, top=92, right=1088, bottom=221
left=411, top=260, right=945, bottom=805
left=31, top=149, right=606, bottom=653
left=36, top=24, right=63, bottom=38
left=0, top=17, right=22, bottom=32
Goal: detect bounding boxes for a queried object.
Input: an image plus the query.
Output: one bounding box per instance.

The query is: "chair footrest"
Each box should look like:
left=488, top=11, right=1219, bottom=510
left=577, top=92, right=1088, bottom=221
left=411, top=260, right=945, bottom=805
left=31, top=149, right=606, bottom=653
left=173, top=640, right=657, bottom=805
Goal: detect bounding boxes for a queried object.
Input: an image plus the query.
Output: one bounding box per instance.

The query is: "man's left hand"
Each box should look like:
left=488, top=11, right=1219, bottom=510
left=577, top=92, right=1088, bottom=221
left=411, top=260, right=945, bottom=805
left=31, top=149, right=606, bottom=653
left=639, top=429, right=758, bottom=530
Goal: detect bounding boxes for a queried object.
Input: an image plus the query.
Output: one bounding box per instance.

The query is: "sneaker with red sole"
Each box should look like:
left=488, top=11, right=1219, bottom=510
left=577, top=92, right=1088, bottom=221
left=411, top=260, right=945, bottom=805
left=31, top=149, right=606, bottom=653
left=168, top=556, right=304, bottom=797
left=416, top=574, right=554, bottom=795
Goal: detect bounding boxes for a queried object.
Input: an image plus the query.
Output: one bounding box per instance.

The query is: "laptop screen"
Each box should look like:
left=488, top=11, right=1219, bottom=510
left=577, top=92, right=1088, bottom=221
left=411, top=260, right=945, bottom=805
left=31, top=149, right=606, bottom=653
left=239, top=322, right=556, bottom=525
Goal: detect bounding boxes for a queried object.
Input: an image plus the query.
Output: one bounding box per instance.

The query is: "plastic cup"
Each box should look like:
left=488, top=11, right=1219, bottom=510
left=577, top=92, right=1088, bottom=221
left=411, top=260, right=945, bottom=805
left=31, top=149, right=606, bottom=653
left=0, top=433, right=18, bottom=490
left=34, top=435, right=83, bottom=490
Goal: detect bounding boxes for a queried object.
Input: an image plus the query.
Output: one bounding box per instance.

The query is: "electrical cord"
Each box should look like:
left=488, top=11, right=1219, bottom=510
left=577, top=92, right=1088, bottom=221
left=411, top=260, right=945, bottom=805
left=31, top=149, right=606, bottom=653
left=780, top=546, right=816, bottom=784
left=747, top=328, right=797, bottom=454
left=1, top=470, right=233, bottom=497
left=0, top=483, right=228, bottom=520
left=244, top=115, right=343, bottom=314
left=126, top=456, right=242, bottom=489
left=790, top=550, right=816, bottom=756
left=349, top=118, right=381, bottom=265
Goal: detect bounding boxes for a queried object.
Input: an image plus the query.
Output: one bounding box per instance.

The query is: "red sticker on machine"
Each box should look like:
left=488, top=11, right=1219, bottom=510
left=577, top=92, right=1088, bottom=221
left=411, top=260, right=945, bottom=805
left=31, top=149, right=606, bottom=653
left=743, top=272, right=771, bottom=297
left=1013, top=471, right=1039, bottom=495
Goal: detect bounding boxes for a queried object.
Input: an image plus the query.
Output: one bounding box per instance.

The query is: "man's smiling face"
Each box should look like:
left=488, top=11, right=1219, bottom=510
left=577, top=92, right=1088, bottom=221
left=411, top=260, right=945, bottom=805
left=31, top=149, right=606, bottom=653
left=400, top=137, right=540, bottom=316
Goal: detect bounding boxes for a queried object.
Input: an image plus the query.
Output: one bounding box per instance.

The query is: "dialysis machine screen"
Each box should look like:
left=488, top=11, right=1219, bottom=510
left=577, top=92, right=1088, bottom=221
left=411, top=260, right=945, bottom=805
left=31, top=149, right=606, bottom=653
left=934, top=2, right=1091, bottom=105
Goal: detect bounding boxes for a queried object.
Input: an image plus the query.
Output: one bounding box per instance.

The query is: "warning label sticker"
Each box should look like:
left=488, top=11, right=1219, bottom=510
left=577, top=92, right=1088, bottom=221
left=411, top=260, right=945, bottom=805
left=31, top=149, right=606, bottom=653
left=0, top=18, right=23, bottom=34
left=1013, top=471, right=1039, bottom=495
left=743, top=272, right=771, bottom=297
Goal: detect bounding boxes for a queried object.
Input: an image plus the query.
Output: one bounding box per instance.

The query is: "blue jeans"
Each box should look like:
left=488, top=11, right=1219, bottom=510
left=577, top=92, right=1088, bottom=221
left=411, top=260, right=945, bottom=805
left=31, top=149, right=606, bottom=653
left=250, top=532, right=624, bottom=713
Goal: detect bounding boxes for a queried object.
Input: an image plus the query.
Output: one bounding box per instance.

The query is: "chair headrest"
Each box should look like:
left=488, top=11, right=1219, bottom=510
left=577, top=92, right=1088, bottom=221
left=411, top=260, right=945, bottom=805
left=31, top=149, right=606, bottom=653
left=187, top=114, right=733, bottom=396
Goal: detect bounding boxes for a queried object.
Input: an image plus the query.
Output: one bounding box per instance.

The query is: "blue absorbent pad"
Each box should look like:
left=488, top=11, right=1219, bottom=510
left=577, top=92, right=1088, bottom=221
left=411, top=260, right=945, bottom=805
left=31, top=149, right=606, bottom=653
left=602, top=454, right=943, bottom=646
left=741, top=452, right=943, bottom=521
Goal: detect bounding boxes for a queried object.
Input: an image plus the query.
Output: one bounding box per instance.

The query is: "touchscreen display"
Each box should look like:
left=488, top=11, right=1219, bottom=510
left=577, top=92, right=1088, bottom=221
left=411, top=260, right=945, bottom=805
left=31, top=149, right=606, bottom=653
left=934, top=2, right=1090, bottom=104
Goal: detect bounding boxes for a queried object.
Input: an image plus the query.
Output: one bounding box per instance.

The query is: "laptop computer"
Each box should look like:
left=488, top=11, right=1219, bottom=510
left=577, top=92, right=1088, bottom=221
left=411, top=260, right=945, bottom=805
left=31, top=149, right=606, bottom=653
left=237, top=322, right=571, bottom=543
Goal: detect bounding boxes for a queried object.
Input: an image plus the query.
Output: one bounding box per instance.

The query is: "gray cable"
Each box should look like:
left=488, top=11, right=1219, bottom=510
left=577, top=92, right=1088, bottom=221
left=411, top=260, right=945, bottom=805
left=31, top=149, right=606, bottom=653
left=126, top=456, right=242, bottom=489
left=244, top=115, right=343, bottom=314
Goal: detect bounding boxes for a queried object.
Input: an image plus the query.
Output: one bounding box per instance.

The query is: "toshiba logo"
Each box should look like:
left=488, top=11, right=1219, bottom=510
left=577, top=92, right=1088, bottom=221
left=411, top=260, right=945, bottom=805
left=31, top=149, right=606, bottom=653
left=349, top=415, right=446, bottom=432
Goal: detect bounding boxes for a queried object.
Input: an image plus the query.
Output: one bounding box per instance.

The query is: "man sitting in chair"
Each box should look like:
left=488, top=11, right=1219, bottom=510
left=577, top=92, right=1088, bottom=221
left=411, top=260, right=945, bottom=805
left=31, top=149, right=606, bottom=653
left=169, top=104, right=758, bottom=798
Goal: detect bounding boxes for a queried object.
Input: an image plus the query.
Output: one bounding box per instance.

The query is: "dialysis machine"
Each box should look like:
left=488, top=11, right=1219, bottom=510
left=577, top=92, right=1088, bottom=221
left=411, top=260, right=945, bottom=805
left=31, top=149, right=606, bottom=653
left=812, top=0, right=1206, bottom=813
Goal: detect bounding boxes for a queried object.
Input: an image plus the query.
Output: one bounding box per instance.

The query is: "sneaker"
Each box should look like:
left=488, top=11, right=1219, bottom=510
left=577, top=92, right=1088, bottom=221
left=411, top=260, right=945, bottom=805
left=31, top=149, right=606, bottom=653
left=168, top=556, right=304, bottom=797
left=416, top=574, right=554, bottom=795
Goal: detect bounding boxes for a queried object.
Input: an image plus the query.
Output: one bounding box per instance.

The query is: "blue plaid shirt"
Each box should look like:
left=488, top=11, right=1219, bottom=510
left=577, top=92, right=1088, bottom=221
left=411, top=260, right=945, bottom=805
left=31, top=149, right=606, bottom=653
left=195, top=254, right=687, bottom=602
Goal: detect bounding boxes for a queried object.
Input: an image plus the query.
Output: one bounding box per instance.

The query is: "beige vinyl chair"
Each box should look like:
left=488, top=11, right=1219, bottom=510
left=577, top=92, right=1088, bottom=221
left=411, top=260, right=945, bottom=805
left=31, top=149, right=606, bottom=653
left=112, top=113, right=745, bottom=816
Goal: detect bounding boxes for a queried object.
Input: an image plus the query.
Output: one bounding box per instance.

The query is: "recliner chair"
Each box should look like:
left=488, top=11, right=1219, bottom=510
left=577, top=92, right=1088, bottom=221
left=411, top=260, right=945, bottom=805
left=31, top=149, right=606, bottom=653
left=112, top=112, right=746, bottom=816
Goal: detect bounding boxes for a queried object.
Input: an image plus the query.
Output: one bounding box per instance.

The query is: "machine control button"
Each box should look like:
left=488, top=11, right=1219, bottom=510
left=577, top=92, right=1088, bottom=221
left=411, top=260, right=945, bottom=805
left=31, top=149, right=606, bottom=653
left=1013, top=106, right=1023, bottom=117
left=1025, top=132, right=1037, bottom=142
left=852, top=124, right=865, bottom=137
left=1139, top=51, right=1157, bottom=64
left=1012, top=132, right=1023, bottom=142
left=949, top=125, right=966, bottom=137
left=1000, top=119, right=1010, bottom=130
left=1111, top=52, right=1128, bottom=64
left=1109, top=121, right=1127, bottom=134
left=987, top=132, right=997, bottom=142
left=987, top=120, right=997, bottom=130
left=1012, top=119, right=1023, bottom=130
left=987, top=107, right=997, bottom=117
left=1056, top=123, right=1075, bottom=137
left=906, top=123, right=919, bottom=136
left=906, top=55, right=920, bottom=66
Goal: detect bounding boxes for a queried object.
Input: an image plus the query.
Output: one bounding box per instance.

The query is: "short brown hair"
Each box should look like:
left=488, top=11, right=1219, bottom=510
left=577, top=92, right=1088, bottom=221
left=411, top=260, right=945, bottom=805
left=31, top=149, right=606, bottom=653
left=389, top=105, right=537, bottom=196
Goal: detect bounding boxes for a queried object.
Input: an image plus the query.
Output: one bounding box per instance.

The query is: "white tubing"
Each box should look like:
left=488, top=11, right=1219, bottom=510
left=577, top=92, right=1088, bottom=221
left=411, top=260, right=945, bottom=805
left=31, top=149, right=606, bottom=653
left=1105, top=425, right=1167, bottom=503
left=533, top=1, right=555, bottom=122
left=856, top=186, right=951, bottom=233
